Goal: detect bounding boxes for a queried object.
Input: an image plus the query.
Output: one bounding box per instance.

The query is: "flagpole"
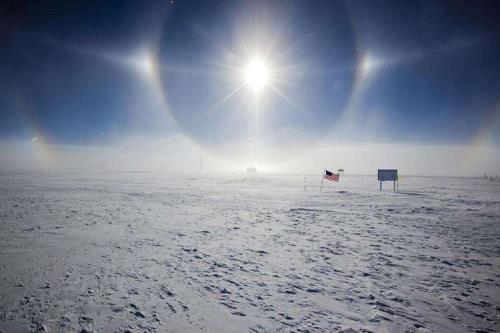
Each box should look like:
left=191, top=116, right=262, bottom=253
left=320, top=169, right=325, bottom=192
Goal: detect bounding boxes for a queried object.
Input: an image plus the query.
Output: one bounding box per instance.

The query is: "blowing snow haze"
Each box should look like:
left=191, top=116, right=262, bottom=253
left=0, top=0, right=500, bottom=174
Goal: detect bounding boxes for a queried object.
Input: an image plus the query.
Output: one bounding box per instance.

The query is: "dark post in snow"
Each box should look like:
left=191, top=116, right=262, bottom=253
left=378, top=169, right=398, bottom=191
left=320, top=170, right=325, bottom=192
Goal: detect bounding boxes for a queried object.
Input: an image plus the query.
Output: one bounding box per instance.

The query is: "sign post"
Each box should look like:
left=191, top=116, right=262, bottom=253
left=377, top=169, right=398, bottom=191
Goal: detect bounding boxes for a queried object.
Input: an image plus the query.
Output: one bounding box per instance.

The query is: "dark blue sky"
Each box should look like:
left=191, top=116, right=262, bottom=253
left=1, top=0, right=499, bottom=146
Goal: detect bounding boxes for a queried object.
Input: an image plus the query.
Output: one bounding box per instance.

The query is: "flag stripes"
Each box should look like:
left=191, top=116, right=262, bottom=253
left=324, top=169, right=339, bottom=182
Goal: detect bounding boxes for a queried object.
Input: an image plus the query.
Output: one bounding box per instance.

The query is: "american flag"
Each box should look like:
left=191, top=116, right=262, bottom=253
left=324, top=169, right=339, bottom=182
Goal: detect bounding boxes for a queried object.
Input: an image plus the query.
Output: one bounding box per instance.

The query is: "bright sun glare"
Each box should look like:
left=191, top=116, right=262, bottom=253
left=244, top=58, right=270, bottom=94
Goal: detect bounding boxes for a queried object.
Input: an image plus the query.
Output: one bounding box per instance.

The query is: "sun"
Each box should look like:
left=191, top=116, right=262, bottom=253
left=244, top=58, right=270, bottom=94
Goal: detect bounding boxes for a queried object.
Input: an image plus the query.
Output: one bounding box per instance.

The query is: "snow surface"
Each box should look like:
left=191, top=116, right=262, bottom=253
left=0, top=172, right=499, bottom=332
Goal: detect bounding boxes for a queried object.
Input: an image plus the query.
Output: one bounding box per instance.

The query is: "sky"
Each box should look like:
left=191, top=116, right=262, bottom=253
left=0, top=0, right=499, bottom=175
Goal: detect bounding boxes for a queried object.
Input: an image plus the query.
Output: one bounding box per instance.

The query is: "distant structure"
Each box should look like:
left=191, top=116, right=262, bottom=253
left=246, top=167, right=257, bottom=173
left=378, top=169, right=398, bottom=191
